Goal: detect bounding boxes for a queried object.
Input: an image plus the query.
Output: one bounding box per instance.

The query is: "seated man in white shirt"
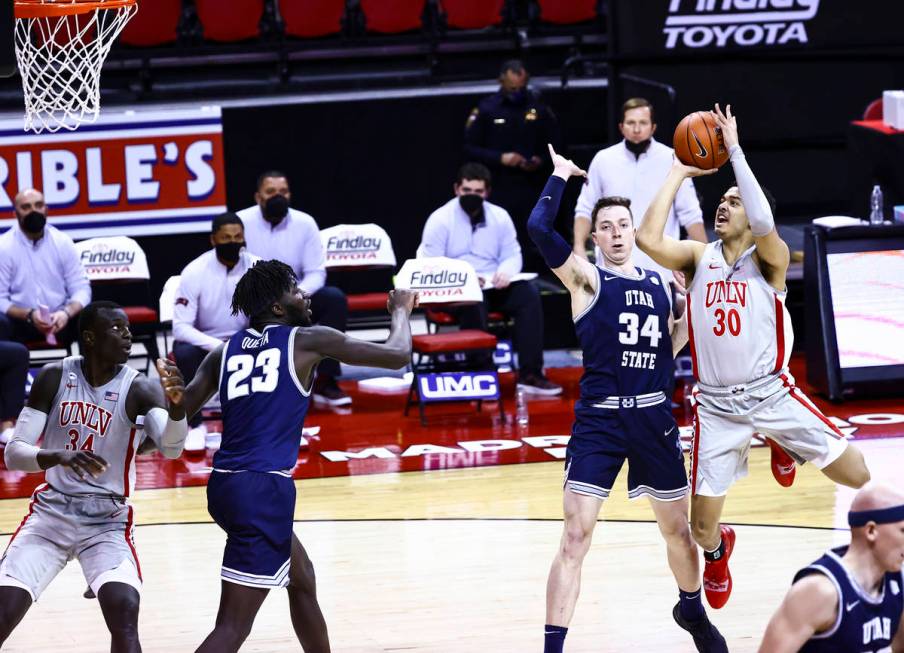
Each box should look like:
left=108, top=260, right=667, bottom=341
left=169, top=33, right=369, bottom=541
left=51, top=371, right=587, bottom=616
left=173, top=212, right=258, bottom=450
left=419, top=163, right=562, bottom=395
left=0, top=188, right=91, bottom=348
left=573, top=97, right=707, bottom=287
left=237, top=171, right=350, bottom=407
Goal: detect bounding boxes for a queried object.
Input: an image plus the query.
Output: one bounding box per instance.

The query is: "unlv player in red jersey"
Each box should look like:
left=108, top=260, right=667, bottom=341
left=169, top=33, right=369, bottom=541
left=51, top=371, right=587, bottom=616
left=636, top=104, right=870, bottom=611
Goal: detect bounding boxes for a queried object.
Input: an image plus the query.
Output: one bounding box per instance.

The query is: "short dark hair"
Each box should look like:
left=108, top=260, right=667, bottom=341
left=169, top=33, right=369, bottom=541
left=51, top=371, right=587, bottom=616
left=592, top=196, right=633, bottom=229
left=78, top=300, right=123, bottom=346
left=728, top=182, right=778, bottom=216
left=456, top=162, right=492, bottom=187
left=256, top=170, right=289, bottom=191
left=621, top=97, right=655, bottom=124
left=500, top=59, right=526, bottom=77
left=211, top=211, right=244, bottom=235
left=231, top=259, right=298, bottom=320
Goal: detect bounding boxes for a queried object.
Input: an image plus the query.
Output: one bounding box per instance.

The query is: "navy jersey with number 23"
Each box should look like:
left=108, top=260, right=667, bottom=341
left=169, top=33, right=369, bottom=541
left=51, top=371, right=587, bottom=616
left=215, top=325, right=311, bottom=472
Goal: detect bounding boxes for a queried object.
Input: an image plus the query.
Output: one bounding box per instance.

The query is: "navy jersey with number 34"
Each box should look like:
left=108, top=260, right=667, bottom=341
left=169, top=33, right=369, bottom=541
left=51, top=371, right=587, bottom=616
left=215, top=325, right=311, bottom=472
left=575, top=266, right=674, bottom=399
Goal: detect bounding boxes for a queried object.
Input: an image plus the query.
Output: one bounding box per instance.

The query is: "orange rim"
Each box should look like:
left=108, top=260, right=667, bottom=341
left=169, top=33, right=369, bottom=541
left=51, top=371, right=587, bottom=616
left=15, top=0, right=135, bottom=19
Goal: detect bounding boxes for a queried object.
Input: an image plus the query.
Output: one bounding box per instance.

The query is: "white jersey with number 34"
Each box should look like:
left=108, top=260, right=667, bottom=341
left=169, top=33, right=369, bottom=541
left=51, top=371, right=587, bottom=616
left=686, top=241, right=793, bottom=387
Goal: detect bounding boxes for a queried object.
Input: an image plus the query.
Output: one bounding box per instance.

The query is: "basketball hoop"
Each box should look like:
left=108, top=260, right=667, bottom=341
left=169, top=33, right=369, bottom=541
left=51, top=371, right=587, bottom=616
left=14, top=0, right=137, bottom=133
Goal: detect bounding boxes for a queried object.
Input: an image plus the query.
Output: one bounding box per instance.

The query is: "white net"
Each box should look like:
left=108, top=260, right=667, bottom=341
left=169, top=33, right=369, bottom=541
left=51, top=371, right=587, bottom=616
left=14, top=1, right=137, bottom=133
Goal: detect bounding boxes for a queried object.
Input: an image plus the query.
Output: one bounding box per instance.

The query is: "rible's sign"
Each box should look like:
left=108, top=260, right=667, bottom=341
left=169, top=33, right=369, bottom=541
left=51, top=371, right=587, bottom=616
left=418, top=372, right=500, bottom=402
left=0, top=107, right=227, bottom=238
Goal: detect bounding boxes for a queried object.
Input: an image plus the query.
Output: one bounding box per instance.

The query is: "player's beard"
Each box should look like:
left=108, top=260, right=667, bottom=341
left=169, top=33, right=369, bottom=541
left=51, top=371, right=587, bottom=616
left=285, top=302, right=312, bottom=327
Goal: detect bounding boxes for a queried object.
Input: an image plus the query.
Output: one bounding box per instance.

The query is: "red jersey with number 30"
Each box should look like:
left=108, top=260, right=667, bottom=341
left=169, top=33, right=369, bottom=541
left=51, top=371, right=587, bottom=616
left=686, top=241, right=793, bottom=387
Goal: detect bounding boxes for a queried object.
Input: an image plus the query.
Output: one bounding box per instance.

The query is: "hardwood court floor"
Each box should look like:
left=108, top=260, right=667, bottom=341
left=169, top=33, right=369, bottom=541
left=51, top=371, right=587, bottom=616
left=2, top=436, right=902, bottom=652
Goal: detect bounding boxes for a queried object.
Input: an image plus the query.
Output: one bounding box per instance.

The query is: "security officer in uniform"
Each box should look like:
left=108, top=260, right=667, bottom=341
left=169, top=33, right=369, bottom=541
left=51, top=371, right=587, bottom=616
left=464, top=60, right=561, bottom=271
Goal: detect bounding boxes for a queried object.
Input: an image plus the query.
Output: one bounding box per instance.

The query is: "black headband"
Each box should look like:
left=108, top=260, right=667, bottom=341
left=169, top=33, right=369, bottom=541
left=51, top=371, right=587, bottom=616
left=848, top=504, right=904, bottom=528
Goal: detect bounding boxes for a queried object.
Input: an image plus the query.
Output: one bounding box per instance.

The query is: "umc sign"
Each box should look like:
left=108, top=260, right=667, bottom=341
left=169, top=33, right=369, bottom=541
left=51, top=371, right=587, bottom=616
left=418, top=372, right=500, bottom=403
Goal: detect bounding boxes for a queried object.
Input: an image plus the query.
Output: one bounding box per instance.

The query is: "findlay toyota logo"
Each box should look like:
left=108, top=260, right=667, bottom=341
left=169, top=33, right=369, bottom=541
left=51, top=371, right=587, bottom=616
left=663, top=0, right=821, bottom=50
left=80, top=243, right=136, bottom=265
left=409, top=265, right=468, bottom=298
left=325, top=232, right=382, bottom=261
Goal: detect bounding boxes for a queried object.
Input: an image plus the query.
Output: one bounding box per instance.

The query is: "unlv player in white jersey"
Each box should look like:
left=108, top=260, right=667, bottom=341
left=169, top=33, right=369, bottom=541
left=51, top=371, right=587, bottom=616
left=636, top=104, right=870, bottom=611
left=0, top=301, right=188, bottom=651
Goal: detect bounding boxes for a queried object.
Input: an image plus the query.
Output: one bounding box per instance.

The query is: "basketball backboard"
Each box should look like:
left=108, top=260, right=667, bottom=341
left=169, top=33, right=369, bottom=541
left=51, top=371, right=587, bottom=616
left=0, top=0, right=14, bottom=78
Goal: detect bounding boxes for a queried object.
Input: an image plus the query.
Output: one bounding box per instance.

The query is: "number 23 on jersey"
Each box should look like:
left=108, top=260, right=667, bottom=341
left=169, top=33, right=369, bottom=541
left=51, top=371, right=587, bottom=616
left=226, top=350, right=281, bottom=400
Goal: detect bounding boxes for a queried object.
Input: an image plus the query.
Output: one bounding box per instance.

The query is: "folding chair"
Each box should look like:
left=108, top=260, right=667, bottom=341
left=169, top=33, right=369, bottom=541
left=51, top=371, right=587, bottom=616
left=396, top=256, right=505, bottom=425
left=74, top=236, right=160, bottom=373
left=320, top=223, right=397, bottom=329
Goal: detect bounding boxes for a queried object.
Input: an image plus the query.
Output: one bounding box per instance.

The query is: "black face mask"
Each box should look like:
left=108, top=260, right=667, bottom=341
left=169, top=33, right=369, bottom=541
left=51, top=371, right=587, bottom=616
left=624, top=138, right=652, bottom=159
left=263, top=195, right=289, bottom=224
left=459, top=194, right=485, bottom=227
left=22, top=210, right=46, bottom=233
left=215, top=241, right=244, bottom=264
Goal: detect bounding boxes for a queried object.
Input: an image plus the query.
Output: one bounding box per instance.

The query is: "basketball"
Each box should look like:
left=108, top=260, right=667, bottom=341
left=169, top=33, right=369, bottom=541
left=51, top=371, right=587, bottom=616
left=673, top=111, right=729, bottom=170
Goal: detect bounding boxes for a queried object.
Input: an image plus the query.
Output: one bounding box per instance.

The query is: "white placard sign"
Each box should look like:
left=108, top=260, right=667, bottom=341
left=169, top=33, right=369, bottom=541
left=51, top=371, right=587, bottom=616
left=320, top=223, right=396, bottom=268
left=75, top=236, right=150, bottom=281
left=394, top=257, right=483, bottom=304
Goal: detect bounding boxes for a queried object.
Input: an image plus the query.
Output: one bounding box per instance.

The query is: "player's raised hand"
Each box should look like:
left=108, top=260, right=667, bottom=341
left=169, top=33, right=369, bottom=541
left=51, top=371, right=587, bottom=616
left=388, top=289, right=418, bottom=314
left=712, top=103, right=739, bottom=150
left=671, top=155, right=719, bottom=179
left=57, top=450, right=108, bottom=479
left=156, top=357, right=185, bottom=406
left=548, top=144, right=587, bottom=180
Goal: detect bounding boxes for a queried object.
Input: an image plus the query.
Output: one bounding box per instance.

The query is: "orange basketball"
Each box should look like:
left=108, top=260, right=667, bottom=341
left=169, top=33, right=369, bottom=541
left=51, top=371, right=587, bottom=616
left=673, top=111, right=729, bottom=170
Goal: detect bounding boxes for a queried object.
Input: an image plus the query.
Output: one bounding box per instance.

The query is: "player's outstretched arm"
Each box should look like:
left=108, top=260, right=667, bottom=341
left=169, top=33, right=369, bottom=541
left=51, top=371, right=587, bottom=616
left=636, top=160, right=712, bottom=276
left=4, top=364, right=108, bottom=477
left=527, top=144, right=598, bottom=295
left=181, top=345, right=226, bottom=421
left=127, top=360, right=188, bottom=459
left=299, top=290, right=417, bottom=370
left=758, top=575, right=838, bottom=653
left=713, top=103, right=789, bottom=290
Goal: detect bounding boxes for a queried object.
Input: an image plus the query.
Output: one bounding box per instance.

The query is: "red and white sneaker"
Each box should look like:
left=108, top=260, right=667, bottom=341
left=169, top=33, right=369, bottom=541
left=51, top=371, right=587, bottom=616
left=767, top=438, right=796, bottom=488
left=703, top=525, right=736, bottom=609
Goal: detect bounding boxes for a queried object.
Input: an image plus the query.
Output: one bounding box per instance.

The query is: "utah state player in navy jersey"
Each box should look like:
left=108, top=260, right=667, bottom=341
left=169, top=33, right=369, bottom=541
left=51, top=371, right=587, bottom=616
left=181, top=260, right=417, bottom=653
left=760, top=482, right=904, bottom=652
left=527, top=145, right=726, bottom=653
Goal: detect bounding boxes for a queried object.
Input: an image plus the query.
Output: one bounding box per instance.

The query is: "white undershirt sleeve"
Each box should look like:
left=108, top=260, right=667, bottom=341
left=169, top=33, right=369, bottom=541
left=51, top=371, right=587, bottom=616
left=142, top=407, right=188, bottom=459
left=729, top=145, right=775, bottom=237
left=4, top=407, right=47, bottom=472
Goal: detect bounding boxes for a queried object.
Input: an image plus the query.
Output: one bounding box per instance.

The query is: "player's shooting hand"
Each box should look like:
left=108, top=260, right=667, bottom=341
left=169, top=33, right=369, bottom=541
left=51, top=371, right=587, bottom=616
left=57, top=450, right=108, bottom=479
left=671, top=156, right=719, bottom=179
left=548, top=144, right=587, bottom=180
left=712, top=103, right=739, bottom=150
left=388, top=289, right=418, bottom=314
left=156, top=358, right=185, bottom=406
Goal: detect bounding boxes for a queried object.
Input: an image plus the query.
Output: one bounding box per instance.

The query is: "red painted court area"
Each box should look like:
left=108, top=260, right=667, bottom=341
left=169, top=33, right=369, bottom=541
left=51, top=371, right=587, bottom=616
left=1, top=355, right=902, bottom=500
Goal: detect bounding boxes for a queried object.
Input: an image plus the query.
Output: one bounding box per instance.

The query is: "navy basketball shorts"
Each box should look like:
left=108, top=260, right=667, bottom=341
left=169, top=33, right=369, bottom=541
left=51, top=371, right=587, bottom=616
left=207, top=470, right=296, bottom=588
left=564, top=399, right=689, bottom=502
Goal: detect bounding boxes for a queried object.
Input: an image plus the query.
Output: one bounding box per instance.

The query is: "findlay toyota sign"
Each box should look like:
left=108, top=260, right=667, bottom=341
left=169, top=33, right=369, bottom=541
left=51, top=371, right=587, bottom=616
left=614, top=0, right=902, bottom=56
left=662, top=0, right=819, bottom=49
